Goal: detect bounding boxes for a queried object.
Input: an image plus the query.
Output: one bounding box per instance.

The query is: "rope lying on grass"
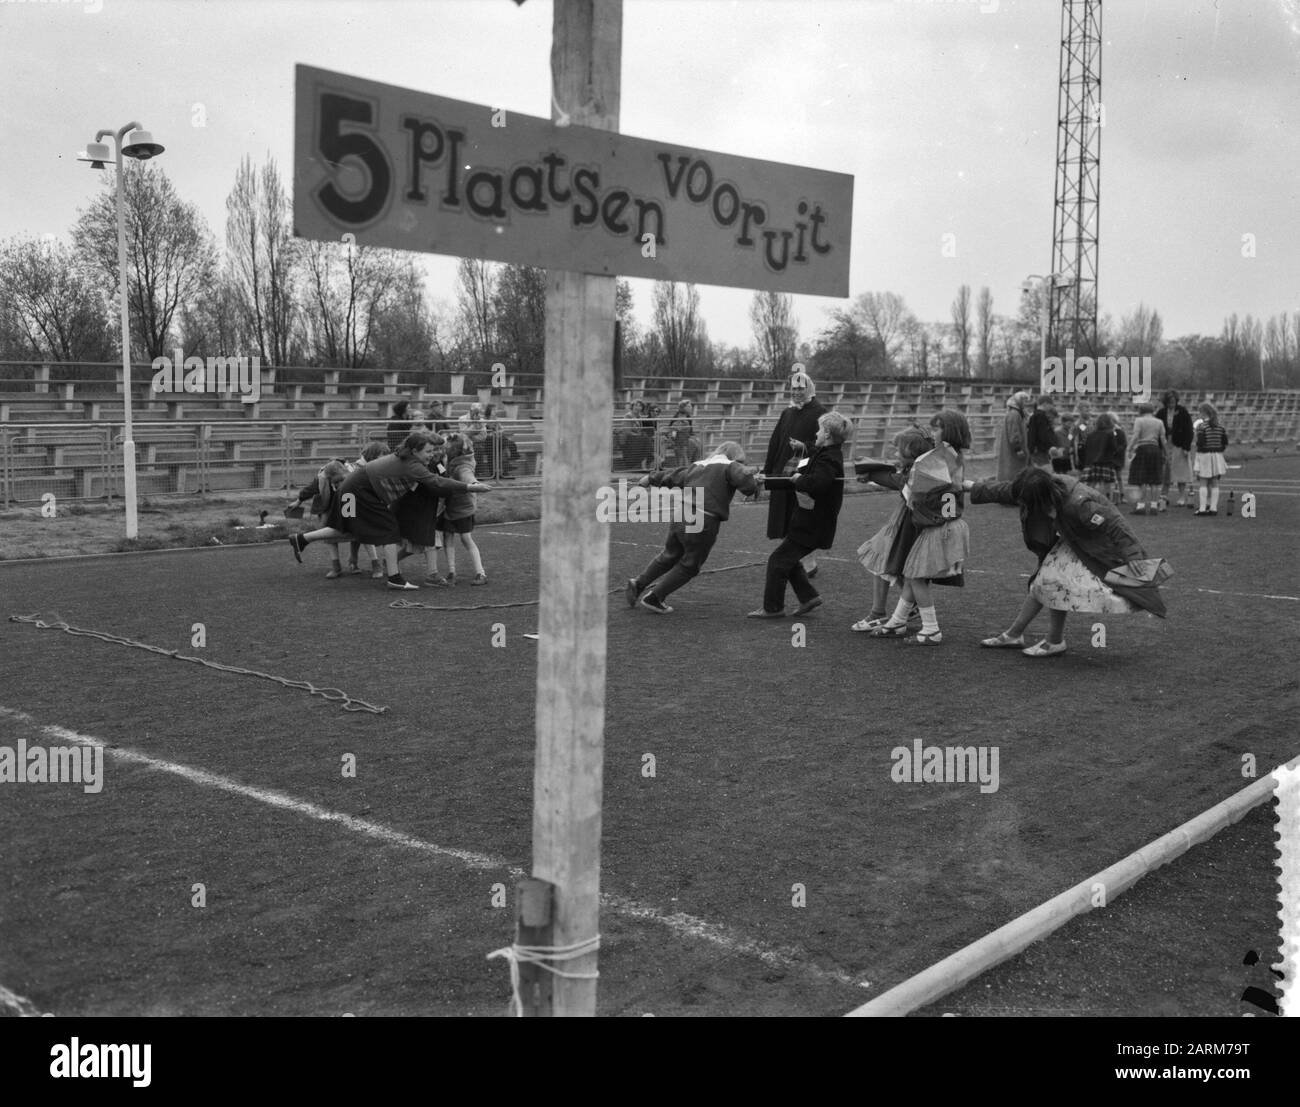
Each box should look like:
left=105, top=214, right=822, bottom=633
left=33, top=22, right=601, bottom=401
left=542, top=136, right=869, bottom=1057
left=8, top=613, right=388, bottom=714
left=388, top=559, right=768, bottom=611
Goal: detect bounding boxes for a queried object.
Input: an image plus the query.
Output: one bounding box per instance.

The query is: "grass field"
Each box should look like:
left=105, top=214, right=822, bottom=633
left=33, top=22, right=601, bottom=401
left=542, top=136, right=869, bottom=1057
left=1, top=458, right=1296, bottom=1016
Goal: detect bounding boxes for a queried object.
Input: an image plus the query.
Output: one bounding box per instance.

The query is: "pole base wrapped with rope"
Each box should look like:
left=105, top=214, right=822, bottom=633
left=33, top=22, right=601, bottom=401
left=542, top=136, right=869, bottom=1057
left=487, top=877, right=600, bottom=1017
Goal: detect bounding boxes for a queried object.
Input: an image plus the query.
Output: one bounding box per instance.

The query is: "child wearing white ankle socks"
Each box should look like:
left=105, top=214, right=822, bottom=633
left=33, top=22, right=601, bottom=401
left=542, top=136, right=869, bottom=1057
left=867, top=411, right=971, bottom=646
left=1193, top=403, right=1229, bottom=516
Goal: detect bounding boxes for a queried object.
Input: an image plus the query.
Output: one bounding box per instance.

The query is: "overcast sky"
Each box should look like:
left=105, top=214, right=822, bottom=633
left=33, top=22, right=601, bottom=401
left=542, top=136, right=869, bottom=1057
left=2, top=0, right=1298, bottom=351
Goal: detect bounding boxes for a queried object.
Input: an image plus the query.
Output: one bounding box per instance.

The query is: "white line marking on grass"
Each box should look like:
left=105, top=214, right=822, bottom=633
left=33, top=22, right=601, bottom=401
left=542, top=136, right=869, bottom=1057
left=0, top=707, right=870, bottom=993
left=0, top=983, right=44, bottom=1017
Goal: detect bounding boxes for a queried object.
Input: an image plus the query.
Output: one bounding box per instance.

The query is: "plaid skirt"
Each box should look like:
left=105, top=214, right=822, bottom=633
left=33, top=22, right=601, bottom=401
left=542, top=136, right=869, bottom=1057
left=1082, top=464, right=1118, bottom=486
left=1128, top=443, right=1163, bottom=486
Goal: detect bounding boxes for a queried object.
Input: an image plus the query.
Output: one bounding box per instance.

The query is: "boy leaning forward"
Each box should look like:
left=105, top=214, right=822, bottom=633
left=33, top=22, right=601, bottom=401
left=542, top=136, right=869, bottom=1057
left=626, top=442, right=759, bottom=614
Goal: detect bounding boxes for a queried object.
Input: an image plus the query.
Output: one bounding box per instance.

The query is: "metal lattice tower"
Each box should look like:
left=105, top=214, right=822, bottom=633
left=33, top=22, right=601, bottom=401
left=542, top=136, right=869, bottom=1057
left=1048, top=0, right=1102, bottom=360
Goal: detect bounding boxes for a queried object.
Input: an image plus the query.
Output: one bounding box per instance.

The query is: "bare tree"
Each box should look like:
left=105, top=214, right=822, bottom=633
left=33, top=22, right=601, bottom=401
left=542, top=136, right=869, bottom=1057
left=225, top=155, right=301, bottom=365
left=455, top=259, right=497, bottom=373
left=854, top=291, right=913, bottom=372
left=300, top=241, right=408, bottom=367
left=901, top=316, right=930, bottom=377
left=493, top=265, right=548, bottom=376
left=1241, top=313, right=1264, bottom=389
left=749, top=290, right=799, bottom=378
left=1116, top=303, right=1163, bottom=357
left=74, top=162, right=216, bottom=360
left=950, top=284, right=972, bottom=377
left=975, top=286, right=994, bottom=377
left=652, top=281, right=701, bottom=377
left=811, top=308, right=879, bottom=380
left=0, top=236, right=115, bottom=361
left=615, top=278, right=638, bottom=350
left=1221, top=313, right=1243, bottom=388
left=370, top=258, right=440, bottom=375
left=179, top=267, right=246, bottom=359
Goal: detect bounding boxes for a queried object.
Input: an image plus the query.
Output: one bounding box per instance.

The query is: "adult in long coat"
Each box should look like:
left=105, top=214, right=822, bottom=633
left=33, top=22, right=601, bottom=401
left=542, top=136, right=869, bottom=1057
left=994, top=391, right=1031, bottom=482
left=764, top=373, right=827, bottom=573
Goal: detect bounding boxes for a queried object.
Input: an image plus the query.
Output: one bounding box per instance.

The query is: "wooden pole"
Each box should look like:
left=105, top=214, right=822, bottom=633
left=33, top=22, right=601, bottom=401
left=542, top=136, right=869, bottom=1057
left=527, top=0, right=621, bottom=1017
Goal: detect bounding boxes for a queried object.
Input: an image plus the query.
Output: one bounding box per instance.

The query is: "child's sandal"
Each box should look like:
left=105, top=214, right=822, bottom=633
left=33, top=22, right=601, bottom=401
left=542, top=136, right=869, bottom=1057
left=907, top=629, right=943, bottom=646
left=867, top=623, right=909, bottom=638
left=850, top=615, right=888, bottom=633
left=979, top=632, right=1025, bottom=649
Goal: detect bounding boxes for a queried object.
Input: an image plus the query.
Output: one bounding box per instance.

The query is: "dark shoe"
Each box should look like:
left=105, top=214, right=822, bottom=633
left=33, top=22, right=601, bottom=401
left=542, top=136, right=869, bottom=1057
left=639, top=592, right=673, bottom=614
left=288, top=534, right=305, bottom=563
left=386, top=575, right=419, bottom=590
left=625, top=578, right=641, bottom=608
left=746, top=608, right=785, bottom=619
left=794, top=596, right=823, bottom=616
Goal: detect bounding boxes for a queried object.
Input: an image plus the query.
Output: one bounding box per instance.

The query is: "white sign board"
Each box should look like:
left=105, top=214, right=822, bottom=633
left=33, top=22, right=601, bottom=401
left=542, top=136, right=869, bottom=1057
left=294, top=64, right=853, bottom=296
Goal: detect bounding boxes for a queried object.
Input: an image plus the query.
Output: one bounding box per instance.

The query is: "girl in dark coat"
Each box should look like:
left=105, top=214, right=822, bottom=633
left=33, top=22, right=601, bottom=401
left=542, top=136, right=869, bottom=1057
left=764, top=371, right=827, bottom=575
left=968, top=468, right=1169, bottom=657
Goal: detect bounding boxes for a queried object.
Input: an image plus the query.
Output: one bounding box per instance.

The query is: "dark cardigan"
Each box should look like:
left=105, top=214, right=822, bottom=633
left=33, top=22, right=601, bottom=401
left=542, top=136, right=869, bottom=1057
left=762, top=444, right=845, bottom=550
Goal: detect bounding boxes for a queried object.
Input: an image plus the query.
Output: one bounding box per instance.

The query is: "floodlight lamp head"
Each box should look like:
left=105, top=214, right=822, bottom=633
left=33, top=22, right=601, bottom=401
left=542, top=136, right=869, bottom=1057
left=80, top=141, right=112, bottom=170
left=122, top=129, right=164, bottom=160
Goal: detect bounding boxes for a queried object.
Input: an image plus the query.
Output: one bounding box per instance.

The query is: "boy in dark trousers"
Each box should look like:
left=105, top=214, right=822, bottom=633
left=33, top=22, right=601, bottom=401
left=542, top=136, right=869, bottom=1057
left=749, top=411, right=849, bottom=617
left=626, top=441, right=759, bottom=614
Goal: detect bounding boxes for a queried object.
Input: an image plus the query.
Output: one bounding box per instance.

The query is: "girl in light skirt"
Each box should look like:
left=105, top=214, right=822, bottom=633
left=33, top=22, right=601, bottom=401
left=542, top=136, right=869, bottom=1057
left=867, top=410, right=971, bottom=645
left=1193, top=402, right=1229, bottom=515
left=852, top=427, right=932, bottom=632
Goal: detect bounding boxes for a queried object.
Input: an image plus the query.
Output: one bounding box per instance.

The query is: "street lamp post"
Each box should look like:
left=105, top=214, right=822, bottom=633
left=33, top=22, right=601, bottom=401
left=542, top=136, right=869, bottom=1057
left=79, top=123, right=164, bottom=540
